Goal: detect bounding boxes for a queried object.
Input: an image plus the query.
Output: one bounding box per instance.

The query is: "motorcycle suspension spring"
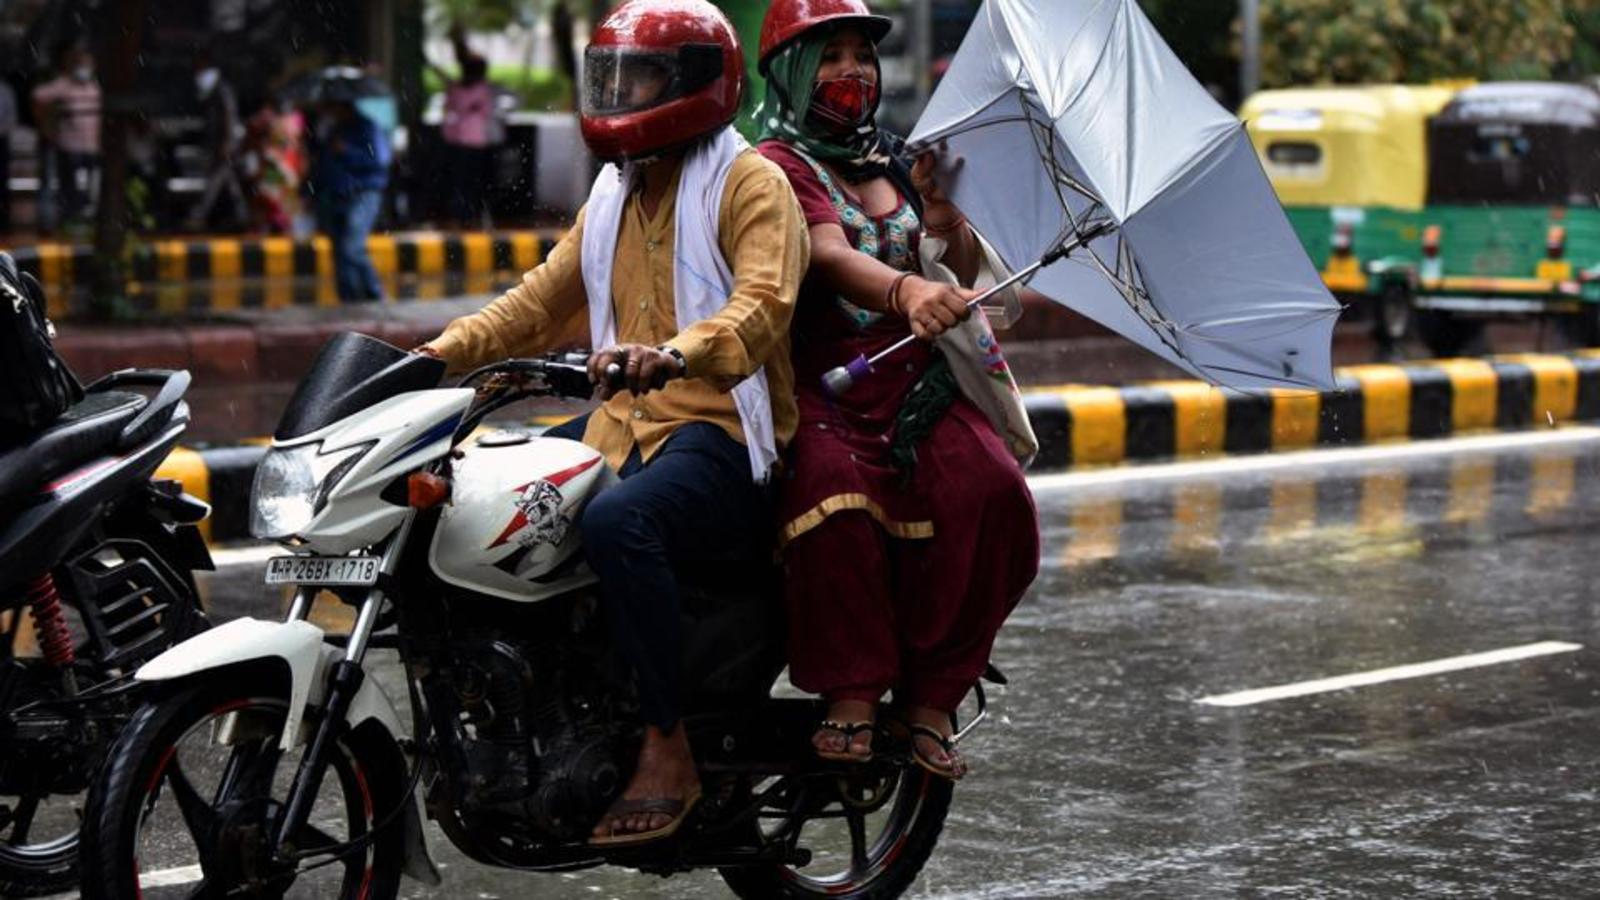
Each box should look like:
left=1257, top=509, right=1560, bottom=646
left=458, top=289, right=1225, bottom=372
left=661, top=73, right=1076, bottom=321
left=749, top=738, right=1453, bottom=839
left=24, top=573, right=76, bottom=667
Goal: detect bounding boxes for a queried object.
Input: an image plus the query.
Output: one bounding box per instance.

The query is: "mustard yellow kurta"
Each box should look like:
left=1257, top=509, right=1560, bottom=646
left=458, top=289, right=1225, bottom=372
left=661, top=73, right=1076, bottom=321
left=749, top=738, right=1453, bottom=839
left=426, top=152, right=808, bottom=471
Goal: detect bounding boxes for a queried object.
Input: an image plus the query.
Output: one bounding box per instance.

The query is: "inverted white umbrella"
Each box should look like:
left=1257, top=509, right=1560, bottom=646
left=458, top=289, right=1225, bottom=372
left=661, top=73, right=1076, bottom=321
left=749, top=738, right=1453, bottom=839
left=844, top=0, right=1340, bottom=393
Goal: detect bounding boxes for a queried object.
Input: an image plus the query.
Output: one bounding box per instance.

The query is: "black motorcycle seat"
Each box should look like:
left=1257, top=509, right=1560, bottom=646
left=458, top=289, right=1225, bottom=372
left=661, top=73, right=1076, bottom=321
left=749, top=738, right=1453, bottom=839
left=0, top=391, right=150, bottom=509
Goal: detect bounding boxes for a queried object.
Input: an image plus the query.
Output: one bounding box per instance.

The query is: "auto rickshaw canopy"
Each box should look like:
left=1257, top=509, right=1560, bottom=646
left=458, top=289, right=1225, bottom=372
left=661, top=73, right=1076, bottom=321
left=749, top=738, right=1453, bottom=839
left=1428, top=82, right=1600, bottom=207
left=1242, top=84, right=1460, bottom=211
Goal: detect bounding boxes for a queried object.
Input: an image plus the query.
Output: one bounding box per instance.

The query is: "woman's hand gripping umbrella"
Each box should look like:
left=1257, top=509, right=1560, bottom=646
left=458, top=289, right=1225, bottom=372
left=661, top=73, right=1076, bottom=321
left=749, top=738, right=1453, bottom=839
left=823, top=219, right=1114, bottom=395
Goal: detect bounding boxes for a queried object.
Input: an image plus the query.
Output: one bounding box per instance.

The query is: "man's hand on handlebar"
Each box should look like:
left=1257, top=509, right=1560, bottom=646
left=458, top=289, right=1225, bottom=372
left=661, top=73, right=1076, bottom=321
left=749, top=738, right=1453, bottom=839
left=588, top=344, right=682, bottom=401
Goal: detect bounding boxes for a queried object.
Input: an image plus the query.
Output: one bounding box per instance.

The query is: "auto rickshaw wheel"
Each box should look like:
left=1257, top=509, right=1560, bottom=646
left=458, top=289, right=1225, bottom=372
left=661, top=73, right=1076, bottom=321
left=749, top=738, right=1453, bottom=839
left=1373, top=283, right=1415, bottom=351
left=1415, top=308, right=1486, bottom=359
left=1558, top=303, right=1600, bottom=349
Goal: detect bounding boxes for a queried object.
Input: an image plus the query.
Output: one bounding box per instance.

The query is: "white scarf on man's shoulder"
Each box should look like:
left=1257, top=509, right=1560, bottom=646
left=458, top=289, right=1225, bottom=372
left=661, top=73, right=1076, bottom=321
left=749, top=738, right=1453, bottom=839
left=579, top=127, right=777, bottom=482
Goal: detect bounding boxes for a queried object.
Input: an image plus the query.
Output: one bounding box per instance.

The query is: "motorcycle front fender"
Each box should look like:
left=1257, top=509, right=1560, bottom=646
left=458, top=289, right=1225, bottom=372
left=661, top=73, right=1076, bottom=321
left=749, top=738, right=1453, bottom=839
left=135, top=616, right=441, bottom=885
left=138, top=618, right=329, bottom=748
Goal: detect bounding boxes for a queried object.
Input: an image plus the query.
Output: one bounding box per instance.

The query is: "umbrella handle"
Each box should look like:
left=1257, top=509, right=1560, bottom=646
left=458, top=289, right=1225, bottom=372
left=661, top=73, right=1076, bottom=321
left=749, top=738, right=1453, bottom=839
left=821, top=221, right=1113, bottom=397
left=819, top=270, right=1031, bottom=397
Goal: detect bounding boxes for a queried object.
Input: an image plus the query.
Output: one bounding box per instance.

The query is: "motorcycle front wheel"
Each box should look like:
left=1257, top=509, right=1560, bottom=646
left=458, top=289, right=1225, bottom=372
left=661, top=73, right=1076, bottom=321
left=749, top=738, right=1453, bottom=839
left=79, top=675, right=407, bottom=900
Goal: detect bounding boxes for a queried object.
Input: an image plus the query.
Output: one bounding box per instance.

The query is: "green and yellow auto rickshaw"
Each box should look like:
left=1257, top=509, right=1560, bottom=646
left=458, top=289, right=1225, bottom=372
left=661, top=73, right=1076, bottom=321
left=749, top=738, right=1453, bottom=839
left=1412, top=82, right=1600, bottom=355
left=1241, top=84, right=1461, bottom=348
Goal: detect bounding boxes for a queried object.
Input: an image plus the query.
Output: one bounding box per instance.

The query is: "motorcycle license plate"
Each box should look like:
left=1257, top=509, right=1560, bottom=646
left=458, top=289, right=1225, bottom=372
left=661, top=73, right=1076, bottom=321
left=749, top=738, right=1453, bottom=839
left=264, top=555, right=380, bottom=586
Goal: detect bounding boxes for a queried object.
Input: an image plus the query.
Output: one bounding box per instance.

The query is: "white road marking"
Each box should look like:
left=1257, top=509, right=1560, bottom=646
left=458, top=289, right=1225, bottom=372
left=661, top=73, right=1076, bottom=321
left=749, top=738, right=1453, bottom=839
left=39, top=864, right=206, bottom=898
left=138, top=863, right=205, bottom=887
left=1197, top=641, right=1584, bottom=707
left=208, top=427, right=1600, bottom=570
left=1028, top=425, right=1600, bottom=494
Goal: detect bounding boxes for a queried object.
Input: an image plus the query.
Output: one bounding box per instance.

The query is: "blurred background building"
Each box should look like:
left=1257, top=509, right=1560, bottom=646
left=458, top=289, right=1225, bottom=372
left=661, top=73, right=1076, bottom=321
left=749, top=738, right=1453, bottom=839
left=5, top=0, right=1600, bottom=238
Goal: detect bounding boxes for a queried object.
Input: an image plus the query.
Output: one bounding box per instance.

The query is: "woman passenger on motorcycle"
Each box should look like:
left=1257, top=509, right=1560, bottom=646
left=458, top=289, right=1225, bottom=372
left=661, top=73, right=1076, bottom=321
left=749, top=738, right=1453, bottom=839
left=755, top=0, right=1040, bottom=780
left=419, top=0, right=809, bottom=844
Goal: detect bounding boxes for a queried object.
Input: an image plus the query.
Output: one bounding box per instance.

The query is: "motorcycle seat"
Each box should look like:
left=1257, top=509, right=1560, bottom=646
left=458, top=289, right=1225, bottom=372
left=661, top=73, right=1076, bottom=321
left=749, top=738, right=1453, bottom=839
left=0, top=391, right=150, bottom=510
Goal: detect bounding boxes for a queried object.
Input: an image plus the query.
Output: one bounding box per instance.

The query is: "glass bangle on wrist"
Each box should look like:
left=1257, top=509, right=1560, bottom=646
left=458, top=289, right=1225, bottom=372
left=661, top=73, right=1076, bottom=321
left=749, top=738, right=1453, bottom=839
left=923, top=214, right=968, bottom=237
left=886, top=271, right=915, bottom=317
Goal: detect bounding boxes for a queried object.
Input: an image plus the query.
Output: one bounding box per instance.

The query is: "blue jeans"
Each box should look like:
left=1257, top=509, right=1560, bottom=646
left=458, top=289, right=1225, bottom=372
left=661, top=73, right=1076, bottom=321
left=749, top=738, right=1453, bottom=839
left=318, top=189, right=384, bottom=301
left=547, top=415, right=771, bottom=730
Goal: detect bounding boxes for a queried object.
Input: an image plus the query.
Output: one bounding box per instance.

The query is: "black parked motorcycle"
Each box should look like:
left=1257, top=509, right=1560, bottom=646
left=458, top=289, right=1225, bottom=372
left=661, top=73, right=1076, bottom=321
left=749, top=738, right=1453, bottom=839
left=0, top=366, right=212, bottom=895
left=79, top=334, right=998, bottom=899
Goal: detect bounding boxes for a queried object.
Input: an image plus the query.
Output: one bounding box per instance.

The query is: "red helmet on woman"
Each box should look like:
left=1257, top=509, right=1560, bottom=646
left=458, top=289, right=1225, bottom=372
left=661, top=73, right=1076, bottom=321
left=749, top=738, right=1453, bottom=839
left=580, top=0, right=745, bottom=162
left=758, top=0, right=893, bottom=75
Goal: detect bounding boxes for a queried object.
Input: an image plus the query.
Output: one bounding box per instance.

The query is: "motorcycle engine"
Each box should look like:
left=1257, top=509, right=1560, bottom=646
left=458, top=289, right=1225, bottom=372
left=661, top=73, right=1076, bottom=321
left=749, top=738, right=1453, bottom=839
left=448, top=635, right=624, bottom=842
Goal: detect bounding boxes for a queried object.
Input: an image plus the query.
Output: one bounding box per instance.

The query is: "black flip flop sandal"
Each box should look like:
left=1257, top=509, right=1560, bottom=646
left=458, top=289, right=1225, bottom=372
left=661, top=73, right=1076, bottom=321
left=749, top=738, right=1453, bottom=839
left=589, top=786, right=704, bottom=847
left=907, top=723, right=968, bottom=781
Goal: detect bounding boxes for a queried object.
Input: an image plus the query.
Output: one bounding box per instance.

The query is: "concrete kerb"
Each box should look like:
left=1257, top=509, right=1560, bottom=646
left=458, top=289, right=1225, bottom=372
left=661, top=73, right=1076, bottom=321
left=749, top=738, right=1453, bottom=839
left=3, top=230, right=561, bottom=318
left=156, top=351, right=1600, bottom=546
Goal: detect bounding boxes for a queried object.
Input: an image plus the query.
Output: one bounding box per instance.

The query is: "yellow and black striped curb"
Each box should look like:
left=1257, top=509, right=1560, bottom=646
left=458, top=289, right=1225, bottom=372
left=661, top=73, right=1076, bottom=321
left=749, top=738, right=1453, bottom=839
left=4, top=230, right=562, bottom=318
left=1023, top=351, right=1600, bottom=470
left=155, top=352, right=1600, bottom=546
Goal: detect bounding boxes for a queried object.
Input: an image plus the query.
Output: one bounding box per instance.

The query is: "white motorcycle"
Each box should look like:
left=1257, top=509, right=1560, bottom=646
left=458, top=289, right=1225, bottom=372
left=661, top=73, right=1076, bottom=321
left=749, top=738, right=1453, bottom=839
left=79, top=332, right=1001, bottom=899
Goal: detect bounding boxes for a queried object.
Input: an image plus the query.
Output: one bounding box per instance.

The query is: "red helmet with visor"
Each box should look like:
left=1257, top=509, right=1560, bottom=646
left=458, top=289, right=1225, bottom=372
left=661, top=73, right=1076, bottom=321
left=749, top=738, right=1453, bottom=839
left=580, top=0, right=745, bottom=162
left=758, top=0, right=893, bottom=75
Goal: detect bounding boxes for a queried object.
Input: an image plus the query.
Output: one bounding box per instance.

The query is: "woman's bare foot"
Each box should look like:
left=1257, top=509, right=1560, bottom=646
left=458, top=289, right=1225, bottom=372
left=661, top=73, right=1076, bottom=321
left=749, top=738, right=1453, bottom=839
left=813, top=698, right=876, bottom=761
left=591, top=723, right=702, bottom=843
left=905, top=705, right=967, bottom=780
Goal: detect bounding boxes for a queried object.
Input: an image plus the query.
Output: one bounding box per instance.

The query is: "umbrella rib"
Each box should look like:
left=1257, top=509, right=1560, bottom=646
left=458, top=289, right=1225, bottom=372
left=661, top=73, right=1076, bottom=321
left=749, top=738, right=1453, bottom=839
left=1022, top=94, right=1079, bottom=227
left=910, top=92, right=1031, bottom=147
left=1021, top=92, right=1120, bottom=261
left=1075, top=232, right=1186, bottom=362
left=1174, top=308, right=1343, bottom=345
left=1195, top=362, right=1327, bottom=391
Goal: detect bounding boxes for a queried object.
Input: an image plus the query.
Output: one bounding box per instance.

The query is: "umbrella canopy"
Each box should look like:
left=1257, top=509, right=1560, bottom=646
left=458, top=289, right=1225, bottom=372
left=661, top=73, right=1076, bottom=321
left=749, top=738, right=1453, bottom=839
left=280, top=66, right=392, bottom=106
left=909, top=0, right=1339, bottom=391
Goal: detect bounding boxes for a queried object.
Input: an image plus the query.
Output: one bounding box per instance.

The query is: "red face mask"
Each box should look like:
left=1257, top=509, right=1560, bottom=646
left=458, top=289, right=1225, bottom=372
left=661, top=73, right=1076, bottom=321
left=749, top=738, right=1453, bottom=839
left=808, top=76, right=879, bottom=133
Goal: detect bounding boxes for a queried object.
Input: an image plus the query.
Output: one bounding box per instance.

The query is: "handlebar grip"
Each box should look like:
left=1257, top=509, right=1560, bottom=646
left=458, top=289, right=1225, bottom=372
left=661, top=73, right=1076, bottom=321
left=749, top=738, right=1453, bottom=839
left=604, top=362, right=625, bottom=390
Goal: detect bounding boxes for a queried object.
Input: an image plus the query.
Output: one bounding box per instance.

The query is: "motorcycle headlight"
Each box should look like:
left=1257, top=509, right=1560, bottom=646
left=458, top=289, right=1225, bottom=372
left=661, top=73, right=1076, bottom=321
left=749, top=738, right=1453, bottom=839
left=249, top=441, right=374, bottom=540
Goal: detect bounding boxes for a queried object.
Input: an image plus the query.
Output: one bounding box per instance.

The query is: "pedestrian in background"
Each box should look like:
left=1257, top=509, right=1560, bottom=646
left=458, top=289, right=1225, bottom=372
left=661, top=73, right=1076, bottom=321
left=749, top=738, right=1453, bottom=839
left=436, top=24, right=501, bottom=228
left=308, top=97, right=391, bottom=301
left=31, top=47, right=101, bottom=231
left=0, top=77, right=16, bottom=234
left=188, top=52, right=248, bottom=231
left=243, top=95, right=305, bottom=234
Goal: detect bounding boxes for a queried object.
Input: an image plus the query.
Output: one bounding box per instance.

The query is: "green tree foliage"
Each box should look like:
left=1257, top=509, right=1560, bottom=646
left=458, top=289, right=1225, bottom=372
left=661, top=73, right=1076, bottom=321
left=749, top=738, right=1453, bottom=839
left=429, top=0, right=535, bottom=32
left=1256, top=0, right=1588, bottom=86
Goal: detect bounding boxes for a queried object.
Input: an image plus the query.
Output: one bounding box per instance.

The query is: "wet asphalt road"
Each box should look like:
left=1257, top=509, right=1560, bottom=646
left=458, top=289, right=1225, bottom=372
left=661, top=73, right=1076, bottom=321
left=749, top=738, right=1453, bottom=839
left=148, top=430, right=1600, bottom=897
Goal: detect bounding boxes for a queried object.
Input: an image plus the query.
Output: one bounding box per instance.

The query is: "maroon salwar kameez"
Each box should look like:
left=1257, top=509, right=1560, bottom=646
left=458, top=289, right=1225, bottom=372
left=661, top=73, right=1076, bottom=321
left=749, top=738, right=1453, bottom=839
left=759, top=140, right=1040, bottom=713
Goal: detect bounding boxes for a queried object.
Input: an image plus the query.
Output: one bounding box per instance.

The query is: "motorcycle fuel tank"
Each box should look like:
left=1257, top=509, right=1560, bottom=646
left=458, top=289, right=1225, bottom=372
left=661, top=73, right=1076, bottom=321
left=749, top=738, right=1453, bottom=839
left=429, top=433, right=616, bottom=602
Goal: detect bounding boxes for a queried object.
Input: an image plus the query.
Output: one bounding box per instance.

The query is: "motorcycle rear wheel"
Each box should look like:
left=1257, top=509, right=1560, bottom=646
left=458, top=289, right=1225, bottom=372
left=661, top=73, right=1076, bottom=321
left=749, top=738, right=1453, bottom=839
left=719, top=765, right=953, bottom=900
left=0, top=803, right=79, bottom=898
left=0, top=662, right=118, bottom=896
left=79, top=675, right=407, bottom=900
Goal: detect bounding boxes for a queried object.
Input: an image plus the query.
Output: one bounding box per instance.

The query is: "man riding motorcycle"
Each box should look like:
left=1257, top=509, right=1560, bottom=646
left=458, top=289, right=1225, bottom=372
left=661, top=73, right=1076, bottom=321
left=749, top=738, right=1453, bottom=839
left=418, top=0, right=809, bottom=846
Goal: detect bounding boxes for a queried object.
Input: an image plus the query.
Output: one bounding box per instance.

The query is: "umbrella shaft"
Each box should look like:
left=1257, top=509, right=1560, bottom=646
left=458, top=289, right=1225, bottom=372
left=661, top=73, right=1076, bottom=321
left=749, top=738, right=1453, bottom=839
left=864, top=226, right=1105, bottom=368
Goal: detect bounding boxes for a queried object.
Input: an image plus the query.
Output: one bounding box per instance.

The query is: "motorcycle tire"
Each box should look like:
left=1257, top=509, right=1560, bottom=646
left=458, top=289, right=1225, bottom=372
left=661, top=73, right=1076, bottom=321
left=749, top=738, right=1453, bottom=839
left=0, top=835, right=78, bottom=898
left=79, top=675, right=407, bottom=900
left=718, top=766, right=954, bottom=900
left=0, top=662, right=118, bottom=898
